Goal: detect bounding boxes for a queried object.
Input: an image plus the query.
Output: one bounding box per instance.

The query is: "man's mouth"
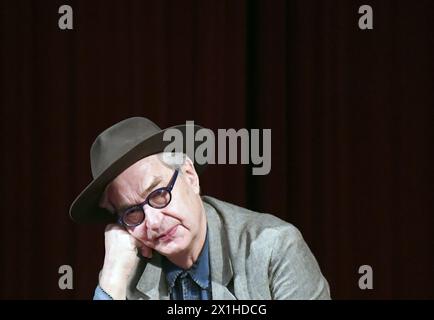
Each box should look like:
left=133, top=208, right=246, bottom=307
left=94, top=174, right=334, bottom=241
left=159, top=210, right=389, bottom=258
left=156, top=225, right=179, bottom=241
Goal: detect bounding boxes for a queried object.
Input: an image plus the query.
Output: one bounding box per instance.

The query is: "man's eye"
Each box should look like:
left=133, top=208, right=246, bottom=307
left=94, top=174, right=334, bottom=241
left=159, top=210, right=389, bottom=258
left=123, top=209, right=144, bottom=224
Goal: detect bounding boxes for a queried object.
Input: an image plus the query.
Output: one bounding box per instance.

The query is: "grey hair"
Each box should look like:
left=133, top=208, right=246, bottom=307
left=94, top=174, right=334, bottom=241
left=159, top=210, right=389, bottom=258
left=157, top=152, right=187, bottom=171
left=157, top=152, right=202, bottom=194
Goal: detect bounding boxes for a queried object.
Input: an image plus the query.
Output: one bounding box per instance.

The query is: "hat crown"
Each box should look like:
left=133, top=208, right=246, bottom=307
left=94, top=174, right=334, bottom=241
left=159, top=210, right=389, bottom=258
left=90, top=117, right=161, bottom=178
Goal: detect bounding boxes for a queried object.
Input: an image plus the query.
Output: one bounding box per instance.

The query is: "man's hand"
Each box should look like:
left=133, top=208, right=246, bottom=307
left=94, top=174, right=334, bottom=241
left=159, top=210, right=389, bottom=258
left=99, top=223, right=152, bottom=299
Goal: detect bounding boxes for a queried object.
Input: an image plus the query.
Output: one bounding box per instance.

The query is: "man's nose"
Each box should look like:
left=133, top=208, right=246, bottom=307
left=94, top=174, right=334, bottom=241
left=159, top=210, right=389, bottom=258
left=144, top=205, right=164, bottom=232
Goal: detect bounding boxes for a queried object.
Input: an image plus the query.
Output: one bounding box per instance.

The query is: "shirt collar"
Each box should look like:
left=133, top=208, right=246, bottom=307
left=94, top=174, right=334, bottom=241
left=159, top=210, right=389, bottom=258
left=163, top=229, right=210, bottom=290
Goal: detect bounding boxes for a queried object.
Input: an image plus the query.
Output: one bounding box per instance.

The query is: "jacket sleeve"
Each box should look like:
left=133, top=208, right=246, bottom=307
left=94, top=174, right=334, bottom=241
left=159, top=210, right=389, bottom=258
left=268, top=226, right=331, bottom=300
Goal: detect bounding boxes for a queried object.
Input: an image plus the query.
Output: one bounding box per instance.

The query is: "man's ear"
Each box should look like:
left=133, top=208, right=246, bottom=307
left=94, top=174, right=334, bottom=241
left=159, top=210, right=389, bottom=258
left=181, top=156, right=201, bottom=195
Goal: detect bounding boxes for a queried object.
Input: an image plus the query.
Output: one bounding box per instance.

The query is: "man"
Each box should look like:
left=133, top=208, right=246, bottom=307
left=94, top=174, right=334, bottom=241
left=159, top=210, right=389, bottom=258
left=70, top=117, right=330, bottom=300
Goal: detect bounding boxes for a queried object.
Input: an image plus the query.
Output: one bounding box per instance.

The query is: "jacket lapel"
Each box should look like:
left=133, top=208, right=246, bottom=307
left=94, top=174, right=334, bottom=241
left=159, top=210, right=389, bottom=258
left=204, top=201, right=236, bottom=300
left=133, top=252, right=169, bottom=300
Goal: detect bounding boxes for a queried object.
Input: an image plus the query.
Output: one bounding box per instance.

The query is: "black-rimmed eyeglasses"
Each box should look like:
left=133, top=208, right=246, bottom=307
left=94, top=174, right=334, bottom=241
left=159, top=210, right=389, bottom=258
left=117, top=169, right=179, bottom=227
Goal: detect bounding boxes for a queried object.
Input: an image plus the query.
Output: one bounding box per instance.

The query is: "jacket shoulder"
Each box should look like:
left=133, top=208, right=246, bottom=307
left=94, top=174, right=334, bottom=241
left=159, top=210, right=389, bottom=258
left=202, top=195, right=302, bottom=241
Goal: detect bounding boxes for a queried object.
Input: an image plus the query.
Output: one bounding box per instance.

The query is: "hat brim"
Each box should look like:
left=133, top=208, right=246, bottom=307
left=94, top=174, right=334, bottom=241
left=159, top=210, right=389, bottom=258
left=69, top=124, right=207, bottom=224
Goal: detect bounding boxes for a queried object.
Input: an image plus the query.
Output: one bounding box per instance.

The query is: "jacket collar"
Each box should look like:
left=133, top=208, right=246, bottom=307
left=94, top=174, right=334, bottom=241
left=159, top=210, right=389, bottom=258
left=133, top=199, right=235, bottom=300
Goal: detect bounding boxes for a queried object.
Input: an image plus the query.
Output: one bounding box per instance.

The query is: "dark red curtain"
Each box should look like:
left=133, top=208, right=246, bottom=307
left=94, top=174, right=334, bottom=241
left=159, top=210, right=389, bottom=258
left=1, top=0, right=433, bottom=299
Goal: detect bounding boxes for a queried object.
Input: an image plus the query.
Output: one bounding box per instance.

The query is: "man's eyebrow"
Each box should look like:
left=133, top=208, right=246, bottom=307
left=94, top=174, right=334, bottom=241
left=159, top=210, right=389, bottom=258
left=117, top=177, right=163, bottom=213
left=142, top=177, right=163, bottom=196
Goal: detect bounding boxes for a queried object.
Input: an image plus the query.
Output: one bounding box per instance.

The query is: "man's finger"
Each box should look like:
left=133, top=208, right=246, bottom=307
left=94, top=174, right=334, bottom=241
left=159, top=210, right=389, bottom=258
left=139, top=245, right=153, bottom=258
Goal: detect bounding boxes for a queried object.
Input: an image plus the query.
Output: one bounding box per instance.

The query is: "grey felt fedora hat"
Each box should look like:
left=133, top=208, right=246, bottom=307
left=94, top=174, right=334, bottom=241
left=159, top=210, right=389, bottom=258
left=69, top=117, right=206, bottom=223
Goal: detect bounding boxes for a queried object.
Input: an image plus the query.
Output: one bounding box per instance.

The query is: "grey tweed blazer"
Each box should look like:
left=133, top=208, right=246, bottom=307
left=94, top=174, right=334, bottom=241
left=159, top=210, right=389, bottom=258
left=126, top=196, right=331, bottom=300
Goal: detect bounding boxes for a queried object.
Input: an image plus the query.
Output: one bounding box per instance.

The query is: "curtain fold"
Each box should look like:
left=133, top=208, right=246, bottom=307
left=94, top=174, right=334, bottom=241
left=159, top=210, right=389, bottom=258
left=1, top=0, right=433, bottom=298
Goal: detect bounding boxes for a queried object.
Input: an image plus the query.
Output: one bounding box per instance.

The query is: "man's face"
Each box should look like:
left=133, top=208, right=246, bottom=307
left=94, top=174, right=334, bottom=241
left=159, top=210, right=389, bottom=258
left=100, top=155, right=205, bottom=258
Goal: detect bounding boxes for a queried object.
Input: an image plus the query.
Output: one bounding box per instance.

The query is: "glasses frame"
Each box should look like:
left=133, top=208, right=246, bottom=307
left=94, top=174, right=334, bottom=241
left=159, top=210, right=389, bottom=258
left=117, top=169, right=179, bottom=227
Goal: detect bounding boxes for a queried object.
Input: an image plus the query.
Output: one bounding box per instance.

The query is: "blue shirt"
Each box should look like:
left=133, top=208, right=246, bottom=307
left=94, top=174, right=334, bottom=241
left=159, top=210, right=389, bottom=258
left=93, top=231, right=212, bottom=300
left=162, top=231, right=212, bottom=300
